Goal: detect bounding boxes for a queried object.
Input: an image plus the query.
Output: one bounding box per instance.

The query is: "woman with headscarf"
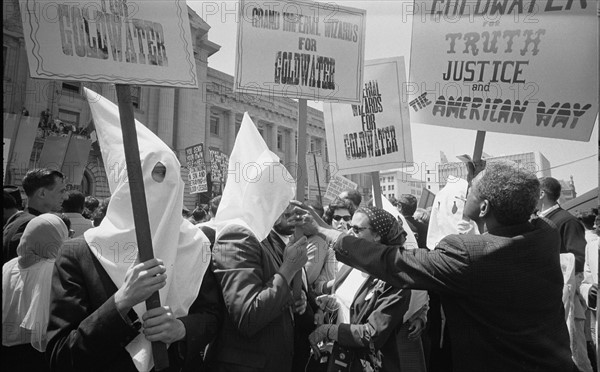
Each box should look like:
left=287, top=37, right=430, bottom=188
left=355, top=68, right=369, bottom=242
left=2, top=213, right=69, bottom=371
left=308, top=206, right=427, bottom=372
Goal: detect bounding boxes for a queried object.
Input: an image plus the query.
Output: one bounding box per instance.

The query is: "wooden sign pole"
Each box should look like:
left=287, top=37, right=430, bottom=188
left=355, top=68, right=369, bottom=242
left=468, top=130, right=487, bottom=184
left=312, top=152, right=323, bottom=205
left=115, top=84, right=169, bottom=371
left=296, top=99, right=308, bottom=202
left=292, top=99, right=309, bottom=300
left=371, top=171, right=382, bottom=208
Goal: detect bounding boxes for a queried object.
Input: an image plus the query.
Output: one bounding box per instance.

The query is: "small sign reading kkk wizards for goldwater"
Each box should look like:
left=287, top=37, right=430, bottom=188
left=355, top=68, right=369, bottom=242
left=324, top=57, right=414, bottom=175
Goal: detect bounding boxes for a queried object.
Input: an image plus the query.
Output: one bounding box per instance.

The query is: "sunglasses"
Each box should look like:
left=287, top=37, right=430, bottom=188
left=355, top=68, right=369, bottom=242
left=332, top=215, right=351, bottom=222
left=350, top=225, right=369, bottom=234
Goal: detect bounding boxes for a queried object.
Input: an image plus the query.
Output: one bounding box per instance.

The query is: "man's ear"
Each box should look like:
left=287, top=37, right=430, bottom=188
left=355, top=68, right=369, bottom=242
left=539, top=190, right=545, bottom=200
left=373, top=232, right=381, bottom=243
left=479, top=199, right=490, bottom=218
left=34, top=188, right=46, bottom=199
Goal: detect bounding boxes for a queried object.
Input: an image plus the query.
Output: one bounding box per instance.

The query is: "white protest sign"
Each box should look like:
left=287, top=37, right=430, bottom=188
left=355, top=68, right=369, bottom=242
left=234, top=0, right=366, bottom=103
left=185, top=144, right=208, bottom=194
left=408, top=0, right=597, bottom=141
left=324, top=57, right=414, bottom=175
left=324, top=174, right=357, bottom=202
left=19, top=0, right=198, bottom=87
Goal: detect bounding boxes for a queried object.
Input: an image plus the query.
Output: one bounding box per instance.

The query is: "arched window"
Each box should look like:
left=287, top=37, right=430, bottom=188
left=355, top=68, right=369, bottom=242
left=81, top=169, right=94, bottom=196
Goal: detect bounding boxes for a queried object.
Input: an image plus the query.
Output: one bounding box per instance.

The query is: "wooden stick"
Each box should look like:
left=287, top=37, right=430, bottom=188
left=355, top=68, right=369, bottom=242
left=115, top=84, right=169, bottom=371
left=371, top=171, right=382, bottom=208
left=292, top=99, right=309, bottom=301
left=313, top=151, right=323, bottom=205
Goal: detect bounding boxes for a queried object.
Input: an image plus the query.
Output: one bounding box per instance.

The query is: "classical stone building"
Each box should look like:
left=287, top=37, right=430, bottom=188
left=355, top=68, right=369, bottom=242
left=3, top=3, right=348, bottom=208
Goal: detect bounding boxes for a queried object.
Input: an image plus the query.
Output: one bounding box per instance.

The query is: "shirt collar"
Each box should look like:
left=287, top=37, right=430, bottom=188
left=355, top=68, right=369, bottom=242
left=539, top=204, right=560, bottom=217
left=26, top=207, right=43, bottom=216
left=273, top=230, right=291, bottom=246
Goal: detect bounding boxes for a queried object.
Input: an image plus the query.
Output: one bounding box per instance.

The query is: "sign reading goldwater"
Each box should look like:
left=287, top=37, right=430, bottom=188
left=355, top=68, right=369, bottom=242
left=234, top=0, right=366, bottom=103
left=19, top=0, right=198, bottom=87
left=408, top=0, right=597, bottom=141
left=324, top=57, right=414, bottom=175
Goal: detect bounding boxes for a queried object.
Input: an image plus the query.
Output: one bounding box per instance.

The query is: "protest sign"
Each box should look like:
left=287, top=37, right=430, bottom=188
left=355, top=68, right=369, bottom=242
left=209, top=148, right=229, bottom=184
left=185, top=144, right=208, bottom=194
left=408, top=0, right=597, bottom=141
left=3, top=114, right=38, bottom=172
left=324, top=174, right=357, bottom=202
left=19, top=0, right=198, bottom=87
left=324, top=57, right=414, bottom=175
left=234, top=0, right=366, bottom=103
left=61, top=136, right=93, bottom=185
left=418, top=187, right=436, bottom=209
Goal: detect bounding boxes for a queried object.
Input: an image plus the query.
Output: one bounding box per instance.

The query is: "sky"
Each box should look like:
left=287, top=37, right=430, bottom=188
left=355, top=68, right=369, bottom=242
left=188, top=0, right=598, bottom=195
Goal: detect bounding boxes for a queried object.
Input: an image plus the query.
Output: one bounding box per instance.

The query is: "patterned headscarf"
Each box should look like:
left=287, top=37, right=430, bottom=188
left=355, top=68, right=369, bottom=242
left=356, top=206, right=407, bottom=246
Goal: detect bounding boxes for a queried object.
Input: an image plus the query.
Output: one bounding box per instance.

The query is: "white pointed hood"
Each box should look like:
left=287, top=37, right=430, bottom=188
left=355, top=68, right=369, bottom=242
left=82, top=88, right=210, bottom=372
left=214, top=112, right=295, bottom=242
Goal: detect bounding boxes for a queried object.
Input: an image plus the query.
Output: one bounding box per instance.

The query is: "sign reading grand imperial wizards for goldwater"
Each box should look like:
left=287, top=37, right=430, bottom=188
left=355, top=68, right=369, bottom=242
left=324, top=57, right=414, bottom=175
left=234, top=0, right=366, bottom=103
left=19, top=0, right=198, bottom=87
left=408, top=0, right=597, bottom=142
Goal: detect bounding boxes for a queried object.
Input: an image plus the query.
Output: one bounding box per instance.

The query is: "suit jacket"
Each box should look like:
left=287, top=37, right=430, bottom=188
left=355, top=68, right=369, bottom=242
left=208, top=226, right=296, bottom=371
left=62, top=212, right=92, bottom=238
left=545, top=207, right=587, bottom=273
left=334, top=218, right=575, bottom=372
left=404, top=216, right=428, bottom=249
left=46, top=237, right=223, bottom=372
left=335, top=272, right=426, bottom=372
left=265, top=232, right=317, bottom=372
left=2, top=207, right=42, bottom=264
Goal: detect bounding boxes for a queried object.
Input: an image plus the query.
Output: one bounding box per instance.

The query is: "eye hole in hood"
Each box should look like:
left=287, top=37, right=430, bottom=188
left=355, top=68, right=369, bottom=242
left=152, top=162, right=166, bottom=183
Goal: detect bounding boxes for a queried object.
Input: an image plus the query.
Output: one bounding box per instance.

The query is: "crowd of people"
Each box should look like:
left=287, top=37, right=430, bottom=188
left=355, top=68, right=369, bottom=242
left=33, top=108, right=90, bottom=139
left=2, top=161, right=598, bottom=372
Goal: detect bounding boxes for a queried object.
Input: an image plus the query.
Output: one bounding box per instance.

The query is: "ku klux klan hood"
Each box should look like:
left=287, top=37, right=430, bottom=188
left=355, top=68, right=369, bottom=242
left=82, top=88, right=210, bottom=372
left=214, top=112, right=295, bottom=242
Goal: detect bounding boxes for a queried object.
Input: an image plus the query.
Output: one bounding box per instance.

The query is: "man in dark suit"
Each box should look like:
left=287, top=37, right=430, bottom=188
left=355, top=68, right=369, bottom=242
left=539, top=176, right=592, bottom=372
left=538, top=177, right=586, bottom=273
left=46, top=244, right=223, bottom=372
left=298, top=161, right=576, bottom=372
left=208, top=208, right=309, bottom=372
left=398, top=194, right=428, bottom=249
left=3, top=169, right=66, bottom=264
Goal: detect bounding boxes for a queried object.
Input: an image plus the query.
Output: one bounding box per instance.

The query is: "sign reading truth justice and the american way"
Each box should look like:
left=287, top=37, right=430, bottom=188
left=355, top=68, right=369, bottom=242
left=408, top=0, right=597, bottom=141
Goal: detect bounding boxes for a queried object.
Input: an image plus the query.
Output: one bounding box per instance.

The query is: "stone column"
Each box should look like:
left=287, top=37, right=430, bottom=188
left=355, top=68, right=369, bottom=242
left=100, top=84, right=117, bottom=104
left=290, top=129, right=297, bottom=161
left=157, top=88, right=175, bottom=148
left=271, top=123, right=278, bottom=152
left=284, top=129, right=292, bottom=165
left=146, top=88, right=159, bottom=133
left=175, top=87, right=201, bottom=162
left=204, top=107, right=212, bottom=151
left=226, top=111, right=235, bottom=154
